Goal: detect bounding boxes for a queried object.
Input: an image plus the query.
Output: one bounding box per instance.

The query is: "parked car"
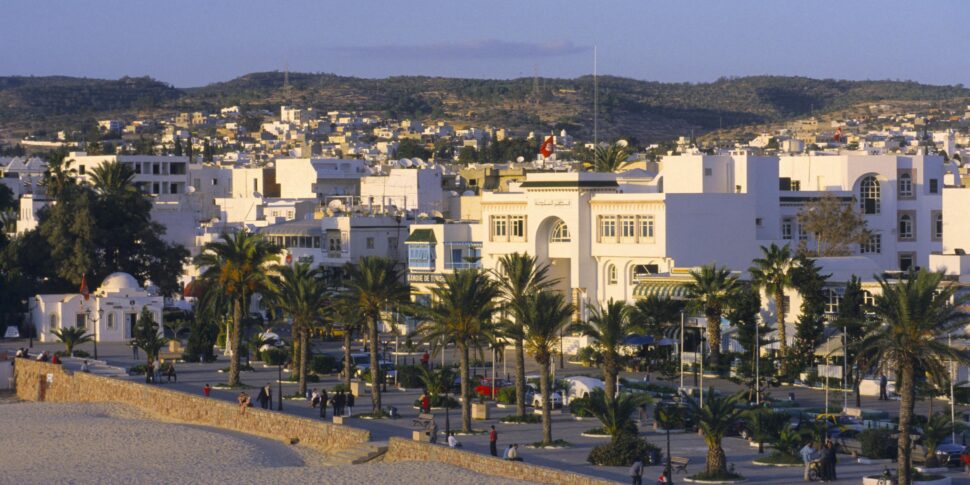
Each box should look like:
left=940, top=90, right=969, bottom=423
left=562, top=376, right=606, bottom=401
left=814, top=413, right=864, bottom=433
left=531, top=390, right=563, bottom=409
left=933, top=443, right=966, bottom=467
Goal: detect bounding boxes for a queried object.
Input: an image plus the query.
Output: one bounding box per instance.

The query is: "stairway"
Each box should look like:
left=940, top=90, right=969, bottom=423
left=326, top=441, right=388, bottom=465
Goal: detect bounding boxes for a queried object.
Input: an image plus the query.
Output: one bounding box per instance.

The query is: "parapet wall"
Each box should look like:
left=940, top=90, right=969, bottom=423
left=384, top=437, right=619, bottom=485
left=14, top=359, right=369, bottom=454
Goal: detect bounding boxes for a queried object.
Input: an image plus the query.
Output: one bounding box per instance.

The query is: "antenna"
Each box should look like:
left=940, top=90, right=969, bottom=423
left=593, top=45, right=598, bottom=147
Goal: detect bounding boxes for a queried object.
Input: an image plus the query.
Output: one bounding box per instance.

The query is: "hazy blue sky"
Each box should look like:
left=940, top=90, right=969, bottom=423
left=2, top=0, right=968, bottom=87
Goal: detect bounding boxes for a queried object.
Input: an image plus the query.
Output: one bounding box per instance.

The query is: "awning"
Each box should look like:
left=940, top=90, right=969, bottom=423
left=633, top=281, right=690, bottom=300
left=406, top=229, right=437, bottom=244
left=623, top=335, right=655, bottom=346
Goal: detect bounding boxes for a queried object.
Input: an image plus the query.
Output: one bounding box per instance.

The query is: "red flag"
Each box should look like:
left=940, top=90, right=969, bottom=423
left=539, top=136, right=554, bottom=158
left=80, top=275, right=90, bottom=301
left=833, top=127, right=842, bottom=142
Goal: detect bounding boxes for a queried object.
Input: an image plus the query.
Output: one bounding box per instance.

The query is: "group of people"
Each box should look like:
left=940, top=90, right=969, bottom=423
left=801, top=440, right=839, bottom=482
left=308, top=388, right=354, bottom=418
left=144, top=358, right=176, bottom=384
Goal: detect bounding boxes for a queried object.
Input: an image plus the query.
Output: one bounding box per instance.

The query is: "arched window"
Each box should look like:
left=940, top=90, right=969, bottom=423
left=550, top=220, right=571, bottom=243
left=935, top=213, right=943, bottom=239
left=860, top=176, right=880, bottom=214
left=899, top=214, right=913, bottom=239
left=898, top=173, right=913, bottom=197
left=607, top=264, right=617, bottom=285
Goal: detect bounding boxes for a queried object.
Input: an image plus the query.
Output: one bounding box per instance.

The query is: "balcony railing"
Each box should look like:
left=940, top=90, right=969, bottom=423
left=444, top=261, right=481, bottom=270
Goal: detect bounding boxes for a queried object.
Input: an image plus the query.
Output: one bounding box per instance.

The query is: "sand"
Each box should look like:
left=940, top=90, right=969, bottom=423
left=0, top=402, right=533, bottom=484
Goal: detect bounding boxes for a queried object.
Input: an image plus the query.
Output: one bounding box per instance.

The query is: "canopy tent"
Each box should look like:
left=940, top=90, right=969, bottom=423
left=632, top=281, right=690, bottom=300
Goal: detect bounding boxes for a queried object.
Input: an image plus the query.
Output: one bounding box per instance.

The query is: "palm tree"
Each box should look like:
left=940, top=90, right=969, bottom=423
left=268, top=262, right=330, bottom=397
left=419, top=269, right=500, bottom=433
left=518, top=291, right=574, bottom=445
left=630, top=295, right=685, bottom=337
left=51, top=327, right=93, bottom=356
left=685, top=389, right=746, bottom=477
left=921, top=412, right=965, bottom=467
left=581, top=388, right=651, bottom=437
left=333, top=290, right=367, bottom=389
left=194, top=231, right=279, bottom=387
left=41, top=149, right=76, bottom=200
left=686, top=265, right=740, bottom=370
left=418, top=366, right=456, bottom=407
left=573, top=299, right=636, bottom=402
left=857, top=269, right=970, bottom=485
left=88, top=161, right=136, bottom=196
left=584, top=143, right=632, bottom=173
left=131, top=306, right=167, bottom=365
left=343, top=256, right=409, bottom=417
left=494, top=252, right=556, bottom=418
left=748, top=243, right=798, bottom=358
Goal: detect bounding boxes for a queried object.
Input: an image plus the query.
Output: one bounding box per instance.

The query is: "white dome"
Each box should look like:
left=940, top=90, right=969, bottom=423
left=99, top=272, right=141, bottom=293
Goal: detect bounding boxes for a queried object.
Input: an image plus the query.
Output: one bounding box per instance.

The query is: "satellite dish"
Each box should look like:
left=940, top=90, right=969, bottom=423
left=328, top=199, right=345, bottom=210
left=462, top=190, right=475, bottom=196
left=412, top=157, right=424, bottom=166
left=418, top=212, right=429, bottom=219
left=617, top=139, right=629, bottom=147
left=210, top=217, right=221, bottom=224
left=431, top=210, right=444, bottom=218
left=449, top=190, right=459, bottom=197
left=186, top=186, right=197, bottom=194
left=404, top=159, right=414, bottom=168
left=266, top=161, right=275, bottom=168
left=398, top=159, right=408, bottom=167
left=516, top=156, right=525, bottom=163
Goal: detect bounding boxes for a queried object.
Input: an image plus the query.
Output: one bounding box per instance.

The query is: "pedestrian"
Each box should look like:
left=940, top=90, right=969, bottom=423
left=656, top=473, right=668, bottom=485
left=166, top=363, right=177, bottom=383
left=132, top=343, right=139, bottom=360
left=428, top=419, right=438, bottom=444
left=319, top=388, right=328, bottom=419
left=420, top=392, right=430, bottom=414
left=336, top=391, right=346, bottom=417
left=505, top=444, right=522, bottom=462
left=153, top=358, right=162, bottom=384
left=330, top=394, right=338, bottom=419
left=238, top=392, right=250, bottom=415
left=824, top=440, right=838, bottom=481
left=310, top=388, right=320, bottom=408
left=203, top=383, right=211, bottom=397
left=448, top=432, right=462, bottom=448
left=145, top=361, right=154, bottom=384
left=80, top=360, right=90, bottom=373
left=630, top=458, right=644, bottom=485
left=879, top=375, right=888, bottom=400
left=489, top=425, right=498, bottom=457
left=264, top=383, right=273, bottom=410
left=256, top=386, right=269, bottom=409
left=346, top=391, right=355, bottom=416
left=800, top=441, right=818, bottom=481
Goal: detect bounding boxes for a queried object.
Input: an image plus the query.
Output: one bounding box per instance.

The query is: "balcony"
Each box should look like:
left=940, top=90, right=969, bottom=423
left=444, top=260, right=481, bottom=270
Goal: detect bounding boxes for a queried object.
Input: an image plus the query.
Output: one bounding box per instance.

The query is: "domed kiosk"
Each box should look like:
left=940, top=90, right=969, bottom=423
left=31, top=272, right=163, bottom=344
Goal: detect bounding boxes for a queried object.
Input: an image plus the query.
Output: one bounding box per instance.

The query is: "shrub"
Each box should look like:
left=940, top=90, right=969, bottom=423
left=587, top=433, right=662, bottom=466
left=396, top=364, right=423, bottom=388
left=653, top=404, right=686, bottom=429
left=285, top=373, right=320, bottom=383
left=55, top=350, right=90, bottom=358
left=570, top=396, right=592, bottom=417
left=501, top=414, right=541, bottom=424
left=496, top=386, right=517, bottom=404
left=129, top=364, right=147, bottom=375
left=262, top=348, right=288, bottom=366
left=310, top=354, right=337, bottom=375
left=413, top=395, right=459, bottom=409
left=332, top=383, right=349, bottom=393
left=859, top=429, right=896, bottom=459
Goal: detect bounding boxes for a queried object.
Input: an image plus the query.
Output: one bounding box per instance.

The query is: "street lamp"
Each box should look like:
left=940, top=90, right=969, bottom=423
left=22, top=299, right=33, bottom=349
left=93, top=309, right=102, bottom=360
left=277, top=358, right=284, bottom=411
left=679, top=311, right=685, bottom=392
left=755, top=318, right=760, bottom=406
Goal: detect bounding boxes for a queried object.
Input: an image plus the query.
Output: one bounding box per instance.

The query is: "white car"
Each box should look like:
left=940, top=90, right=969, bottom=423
left=530, top=390, right=563, bottom=409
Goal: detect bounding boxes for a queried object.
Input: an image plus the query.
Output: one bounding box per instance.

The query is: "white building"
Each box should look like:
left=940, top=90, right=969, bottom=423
left=360, top=167, right=445, bottom=215
left=71, top=153, right=191, bottom=196
left=274, top=158, right=367, bottom=200
left=259, top=214, right=409, bottom=271
left=29, top=272, right=164, bottom=344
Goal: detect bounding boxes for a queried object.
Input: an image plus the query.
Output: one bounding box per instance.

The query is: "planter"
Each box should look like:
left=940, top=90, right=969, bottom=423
left=472, top=402, right=490, bottom=420
left=580, top=432, right=611, bottom=438
left=751, top=459, right=800, bottom=467
left=863, top=477, right=949, bottom=485
left=915, top=467, right=948, bottom=474
left=857, top=457, right=893, bottom=465
left=350, top=380, right=366, bottom=397
left=683, top=477, right=745, bottom=484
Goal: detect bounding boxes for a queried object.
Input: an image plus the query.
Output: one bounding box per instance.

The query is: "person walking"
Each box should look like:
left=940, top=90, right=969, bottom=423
left=800, top=441, right=818, bottom=481
left=153, top=358, right=162, bottom=384
left=489, top=425, right=498, bottom=457
left=166, top=363, right=177, bottom=383
left=203, top=383, right=211, bottom=397
left=330, top=393, right=338, bottom=419
left=420, top=392, right=430, bottom=414
left=319, top=388, right=328, bottom=419
left=145, top=361, right=154, bottom=384
left=337, top=391, right=347, bottom=417
left=310, top=388, right=320, bottom=408
left=630, top=458, right=644, bottom=485
left=421, top=351, right=430, bottom=369
left=879, top=375, right=888, bottom=400
left=824, top=441, right=838, bottom=481
left=346, top=392, right=355, bottom=416
left=256, top=386, right=268, bottom=409
left=265, top=383, right=273, bottom=410
left=132, top=343, right=139, bottom=360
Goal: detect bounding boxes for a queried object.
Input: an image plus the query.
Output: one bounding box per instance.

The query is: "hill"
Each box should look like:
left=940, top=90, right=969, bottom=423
left=1, top=73, right=968, bottom=143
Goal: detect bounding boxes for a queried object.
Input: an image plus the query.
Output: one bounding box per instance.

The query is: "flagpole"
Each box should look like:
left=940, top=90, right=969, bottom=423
left=593, top=45, right=598, bottom=148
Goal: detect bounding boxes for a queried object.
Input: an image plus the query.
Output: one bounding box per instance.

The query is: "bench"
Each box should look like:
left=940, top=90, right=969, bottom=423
left=670, top=456, right=690, bottom=474
left=412, top=412, right=434, bottom=430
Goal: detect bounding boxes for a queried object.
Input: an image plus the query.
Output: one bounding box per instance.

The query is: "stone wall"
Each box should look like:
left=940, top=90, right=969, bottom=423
left=384, top=437, right=619, bottom=485
left=14, top=359, right=369, bottom=454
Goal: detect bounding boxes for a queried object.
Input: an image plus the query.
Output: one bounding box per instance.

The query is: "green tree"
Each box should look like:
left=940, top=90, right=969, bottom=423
left=835, top=276, right=869, bottom=407
left=194, top=231, right=279, bottom=386
left=88, top=161, right=136, bottom=197
left=457, top=146, right=479, bottom=164
left=630, top=295, right=685, bottom=337
left=921, top=412, right=965, bottom=467
left=685, top=389, right=747, bottom=477
left=494, top=252, right=556, bottom=418
left=333, top=290, right=367, bottom=388
left=784, top=258, right=829, bottom=378
left=581, top=387, right=651, bottom=437
left=584, top=143, right=632, bottom=172
left=573, top=299, right=636, bottom=402
left=748, top=243, right=797, bottom=358
left=419, top=269, right=500, bottom=432
left=797, top=194, right=869, bottom=256
left=857, top=269, right=970, bottom=485
left=51, top=326, right=93, bottom=356
left=131, top=306, right=167, bottom=365
left=343, top=256, right=409, bottom=417
left=519, top=291, right=574, bottom=445
left=268, top=262, right=330, bottom=396
left=686, top=265, right=740, bottom=370
left=726, top=285, right=767, bottom=401
left=173, top=137, right=183, bottom=156
left=396, top=139, right=432, bottom=160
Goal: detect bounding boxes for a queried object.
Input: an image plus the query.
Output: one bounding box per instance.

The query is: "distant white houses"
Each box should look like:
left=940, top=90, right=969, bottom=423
left=29, top=272, right=163, bottom=344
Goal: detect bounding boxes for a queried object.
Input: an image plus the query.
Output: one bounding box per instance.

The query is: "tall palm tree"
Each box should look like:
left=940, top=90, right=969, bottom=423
left=686, top=265, right=740, bottom=370
left=88, top=161, right=136, bottom=197
left=518, top=291, right=574, bottom=445
left=857, top=269, right=970, bottom=485
left=268, top=262, right=330, bottom=396
left=51, top=327, right=93, bottom=356
left=333, top=290, right=367, bottom=389
left=494, top=252, right=556, bottom=418
left=194, top=231, right=279, bottom=387
left=748, top=243, right=798, bottom=358
left=419, top=269, right=500, bottom=433
left=343, top=256, right=409, bottom=417
left=630, top=295, right=685, bottom=337
left=41, top=150, right=76, bottom=200
left=686, top=389, right=746, bottom=477
left=584, top=143, right=632, bottom=173
left=921, top=412, right=965, bottom=468
left=574, top=299, right=637, bottom=401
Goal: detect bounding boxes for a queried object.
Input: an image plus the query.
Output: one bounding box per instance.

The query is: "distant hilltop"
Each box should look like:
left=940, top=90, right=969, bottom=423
left=1, top=72, right=968, bottom=142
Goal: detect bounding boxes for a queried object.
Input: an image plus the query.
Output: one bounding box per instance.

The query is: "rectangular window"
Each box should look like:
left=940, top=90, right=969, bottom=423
left=366, top=237, right=375, bottom=249
left=929, top=179, right=939, bottom=194
left=75, top=313, right=86, bottom=330
left=861, top=234, right=881, bottom=254
left=825, top=288, right=843, bottom=314
left=78, top=165, right=86, bottom=175
left=898, top=212, right=914, bottom=240
left=704, top=168, right=712, bottom=176
left=491, top=216, right=507, bottom=241
left=639, top=215, right=655, bottom=240
left=781, top=218, right=793, bottom=240
left=790, top=180, right=800, bottom=191
left=600, top=216, right=616, bottom=241
left=408, top=244, right=434, bottom=270
left=509, top=215, right=526, bottom=240
left=389, top=237, right=399, bottom=251
left=899, top=253, right=914, bottom=271
left=933, top=211, right=943, bottom=240
left=620, top=216, right=636, bottom=240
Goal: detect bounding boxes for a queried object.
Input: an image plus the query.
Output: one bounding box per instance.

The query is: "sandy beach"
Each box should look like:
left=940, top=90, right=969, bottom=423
left=0, top=401, right=533, bottom=484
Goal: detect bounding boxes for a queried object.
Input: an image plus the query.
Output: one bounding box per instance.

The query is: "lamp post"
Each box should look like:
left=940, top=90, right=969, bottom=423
left=755, top=319, right=760, bottom=406
left=22, top=299, right=33, bottom=349
left=679, top=311, right=685, bottom=392
left=277, top=358, right=284, bottom=411
left=842, top=325, right=847, bottom=410
left=950, top=333, right=956, bottom=443
left=699, top=337, right=705, bottom=409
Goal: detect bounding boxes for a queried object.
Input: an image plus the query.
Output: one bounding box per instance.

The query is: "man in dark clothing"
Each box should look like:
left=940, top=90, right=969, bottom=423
left=256, top=386, right=269, bottom=409
left=346, top=392, right=355, bottom=416
left=879, top=375, right=889, bottom=400
left=489, top=425, right=498, bottom=457
left=629, top=458, right=644, bottom=485
left=335, top=391, right=346, bottom=416
left=264, top=384, right=273, bottom=410
left=330, top=394, right=338, bottom=419
left=319, top=389, right=328, bottom=419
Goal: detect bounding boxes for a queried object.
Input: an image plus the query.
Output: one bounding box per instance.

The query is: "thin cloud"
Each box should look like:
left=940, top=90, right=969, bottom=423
left=330, top=39, right=590, bottom=60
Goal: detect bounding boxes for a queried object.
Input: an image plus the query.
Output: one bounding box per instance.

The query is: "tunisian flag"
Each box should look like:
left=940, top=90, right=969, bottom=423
left=833, top=127, right=842, bottom=142
left=80, top=275, right=90, bottom=301
left=540, top=136, right=554, bottom=158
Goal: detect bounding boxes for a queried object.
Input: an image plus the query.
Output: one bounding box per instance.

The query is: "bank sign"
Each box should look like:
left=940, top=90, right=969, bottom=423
left=407, top=273, right=446, bottom=284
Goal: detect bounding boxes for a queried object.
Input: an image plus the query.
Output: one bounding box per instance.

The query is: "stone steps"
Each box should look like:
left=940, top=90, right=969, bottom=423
left=326, top=441, right=388, bottom=465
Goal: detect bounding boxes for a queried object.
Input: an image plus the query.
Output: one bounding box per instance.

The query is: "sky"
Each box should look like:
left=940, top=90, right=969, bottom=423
left=2, top=0, right=968, bottom=88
